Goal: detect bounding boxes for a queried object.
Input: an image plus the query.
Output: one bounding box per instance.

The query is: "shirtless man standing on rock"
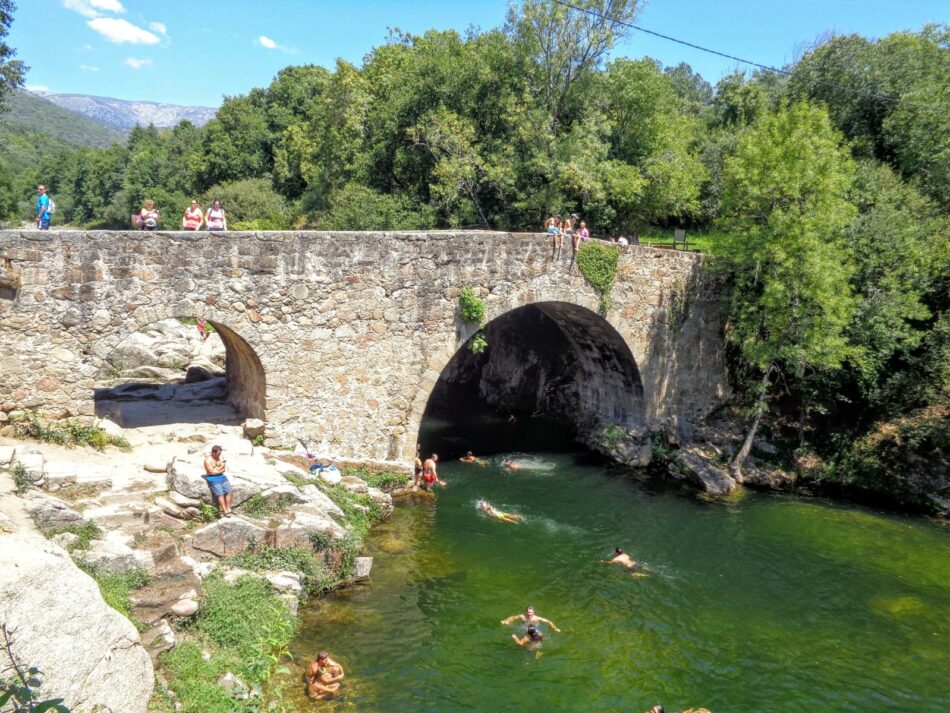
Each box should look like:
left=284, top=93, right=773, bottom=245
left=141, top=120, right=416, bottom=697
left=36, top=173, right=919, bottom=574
left=419, top=453, right=446, bottom=491
left=307, top=651, right=344, bottom=699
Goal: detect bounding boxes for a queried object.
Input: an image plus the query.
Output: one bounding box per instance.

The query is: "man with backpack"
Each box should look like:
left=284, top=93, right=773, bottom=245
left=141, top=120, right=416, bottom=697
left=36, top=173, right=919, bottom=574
left=35, top=184, right=54, bottom=230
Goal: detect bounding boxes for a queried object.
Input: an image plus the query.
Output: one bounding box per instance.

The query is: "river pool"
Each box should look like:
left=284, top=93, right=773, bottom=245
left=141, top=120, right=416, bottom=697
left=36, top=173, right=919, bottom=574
left=284, top=452, right=949, bottom=712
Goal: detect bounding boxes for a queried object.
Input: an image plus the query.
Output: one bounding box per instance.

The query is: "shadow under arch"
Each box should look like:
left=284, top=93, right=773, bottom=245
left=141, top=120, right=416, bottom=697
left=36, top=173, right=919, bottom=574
left=416, top=301, right=644, bottom=458
left=92, top=317, right=266, bottom=427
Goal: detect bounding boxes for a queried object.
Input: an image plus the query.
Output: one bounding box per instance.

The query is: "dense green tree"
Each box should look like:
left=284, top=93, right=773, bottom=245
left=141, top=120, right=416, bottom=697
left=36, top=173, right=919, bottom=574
left=715, top=102, right=858, bottom=475
left=0, top=0, right=25, bottom=113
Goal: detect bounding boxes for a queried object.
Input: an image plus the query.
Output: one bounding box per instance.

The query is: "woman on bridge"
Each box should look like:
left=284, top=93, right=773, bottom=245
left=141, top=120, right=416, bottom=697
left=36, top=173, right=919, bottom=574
left=205, top=200, right=227, bottom=232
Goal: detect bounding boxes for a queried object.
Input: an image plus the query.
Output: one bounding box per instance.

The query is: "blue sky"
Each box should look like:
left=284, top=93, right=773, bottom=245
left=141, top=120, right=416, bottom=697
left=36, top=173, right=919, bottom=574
left=10, top=0, right=949, bottom=107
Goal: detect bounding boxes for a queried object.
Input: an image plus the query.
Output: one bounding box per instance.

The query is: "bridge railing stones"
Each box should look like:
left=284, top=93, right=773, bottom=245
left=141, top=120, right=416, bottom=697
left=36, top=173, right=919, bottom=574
left=0, top=230, right=728, bottom=465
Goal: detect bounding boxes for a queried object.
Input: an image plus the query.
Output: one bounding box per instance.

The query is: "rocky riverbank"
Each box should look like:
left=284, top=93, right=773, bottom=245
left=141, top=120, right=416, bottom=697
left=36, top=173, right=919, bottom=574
left=0, top=410, right=407, bottom=711
left=586, top=408, right=948, bottom=518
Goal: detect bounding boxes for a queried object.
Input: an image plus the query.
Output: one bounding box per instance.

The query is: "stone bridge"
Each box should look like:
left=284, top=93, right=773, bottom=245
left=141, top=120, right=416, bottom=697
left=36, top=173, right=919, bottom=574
left=0, top=231, right=728, bottom=466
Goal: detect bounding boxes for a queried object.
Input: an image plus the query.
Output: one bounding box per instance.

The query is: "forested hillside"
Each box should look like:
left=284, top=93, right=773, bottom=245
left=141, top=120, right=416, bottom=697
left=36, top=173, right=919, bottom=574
left=0, top=1, right=946, bottom=511
left=2, top=89, right=124, bottom=147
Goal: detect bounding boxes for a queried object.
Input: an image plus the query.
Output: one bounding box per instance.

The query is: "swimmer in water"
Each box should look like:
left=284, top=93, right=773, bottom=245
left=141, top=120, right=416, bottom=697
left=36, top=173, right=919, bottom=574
left=501, top=606, right=561, bottom=632
left=477, top=500, right=523, bottom=523
left=502, top=459, right=521, bottom=471
left=512, top=624, right=544, bottom=648
left=605, top=547, right=649, bottom=576
left=460, top=450, right=485, bottom=465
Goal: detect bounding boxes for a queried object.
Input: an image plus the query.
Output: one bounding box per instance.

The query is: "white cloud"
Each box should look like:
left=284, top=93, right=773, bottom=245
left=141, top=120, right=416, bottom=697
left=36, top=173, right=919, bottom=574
left=88, top=18, right=160, bottom=44
left=149, top=21, right=167, bottom=35
left=256, top=35, right=298, bottom=54
left=63, top=0, right=125, bottom=18
left=124, top=57, right=153, bottom=70
left=26, top=84, right=49, bottom=92
left=79, top=64, right=100, bottom=72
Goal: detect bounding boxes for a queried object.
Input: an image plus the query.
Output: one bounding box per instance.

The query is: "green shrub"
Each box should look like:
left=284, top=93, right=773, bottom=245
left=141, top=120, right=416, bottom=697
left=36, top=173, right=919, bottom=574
left=576, top=241, right=621, bottom=315
left=193, top=575, right=296, bottom=685
left=11, top=463, right=36, bottom=495
left=202, top=178, right=289, bottom=226
left=225, top=544, right=330, bottom=599
left=160, top=643, right=250, bottom=713
left=600, top=423, right=626, bottom=450
left=459, top=287, right=486, bottom=324
left=469, top=331, right=488, bottom=355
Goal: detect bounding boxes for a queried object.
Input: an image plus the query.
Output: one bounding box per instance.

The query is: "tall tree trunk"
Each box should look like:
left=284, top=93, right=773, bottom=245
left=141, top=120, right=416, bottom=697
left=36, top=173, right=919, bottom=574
left=730, top=365, right=775, bottom=480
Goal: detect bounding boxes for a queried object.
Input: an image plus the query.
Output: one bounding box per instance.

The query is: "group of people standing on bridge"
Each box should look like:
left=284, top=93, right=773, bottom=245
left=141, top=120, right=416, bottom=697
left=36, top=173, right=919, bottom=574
left=133, top=198, right=228, bottom=231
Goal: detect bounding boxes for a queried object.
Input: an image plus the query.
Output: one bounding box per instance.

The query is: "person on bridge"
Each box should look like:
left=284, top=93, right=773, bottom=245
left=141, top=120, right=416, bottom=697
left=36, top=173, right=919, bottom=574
left=182, top=200, right=204, bottom=230
left=546, top=215, right=562, bottom=260
left=203, top=445, right=234, bottom=517
left=205, top=199, right=227, bottom=231
left=139, top=199, right=160, bottom=231
left=35, top=185, right=51, bottom=231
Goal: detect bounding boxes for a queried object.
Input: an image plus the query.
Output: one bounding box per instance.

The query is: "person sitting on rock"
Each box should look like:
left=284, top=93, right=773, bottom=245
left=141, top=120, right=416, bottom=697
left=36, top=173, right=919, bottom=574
left=203, top=445, right=234, bottom=517
left=307, top=651, right=344, bottom=699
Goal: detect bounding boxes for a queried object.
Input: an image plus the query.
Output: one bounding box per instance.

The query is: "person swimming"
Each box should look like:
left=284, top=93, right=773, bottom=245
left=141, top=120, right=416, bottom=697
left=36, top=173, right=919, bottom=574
left=502, top=459, right=521, bottom=471
left=512, top=624, right=544, bottom=648
left=501, top=606, right=561, bottom=632
left=477, top=500, right=523, bottom=523
left=605, top=547, right=648, bottom=576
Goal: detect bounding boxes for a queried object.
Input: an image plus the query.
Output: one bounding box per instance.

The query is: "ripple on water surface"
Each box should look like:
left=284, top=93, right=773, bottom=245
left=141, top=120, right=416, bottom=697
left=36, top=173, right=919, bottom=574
left=283, top=453, right=950, bottom=713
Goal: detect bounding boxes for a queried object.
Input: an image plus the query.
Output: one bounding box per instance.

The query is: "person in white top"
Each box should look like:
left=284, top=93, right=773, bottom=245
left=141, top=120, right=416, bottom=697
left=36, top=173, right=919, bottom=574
left=205, top=200, right=227, bottom=232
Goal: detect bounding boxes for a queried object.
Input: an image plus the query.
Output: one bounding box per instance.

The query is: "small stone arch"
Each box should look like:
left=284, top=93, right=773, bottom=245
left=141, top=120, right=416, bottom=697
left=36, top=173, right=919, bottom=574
left=88, top=304, right=266, bottom=422
left=405, top=299, right=644, bottom=461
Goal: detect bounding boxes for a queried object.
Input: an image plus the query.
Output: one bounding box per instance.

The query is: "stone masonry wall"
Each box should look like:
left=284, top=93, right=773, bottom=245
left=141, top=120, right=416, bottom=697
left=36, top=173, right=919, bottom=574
left=0, top=231, right=729, bottom=465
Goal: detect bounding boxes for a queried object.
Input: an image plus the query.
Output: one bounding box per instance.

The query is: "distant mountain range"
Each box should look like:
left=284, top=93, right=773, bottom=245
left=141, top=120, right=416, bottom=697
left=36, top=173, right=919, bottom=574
left=33, top=90, right=217, bottom=133
left=2, top=90, right=126, bottom=148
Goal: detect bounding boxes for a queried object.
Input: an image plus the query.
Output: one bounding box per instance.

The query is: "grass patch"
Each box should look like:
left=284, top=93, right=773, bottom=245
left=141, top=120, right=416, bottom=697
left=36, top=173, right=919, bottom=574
left=45, top=521, right=103, bottom=551
left=280, top=471, right=308, bottom=489
left=76, top=561, right=149, bottom=629
left=12, top=411, right=131, bottom=451
left=345, top=468, right=409, bottom=491
left=637, top=227, right=725, bottom=254
left=160, top=574, right=297, bottom=712
left=225, top=544, right=332, bottom=598
left=240, top=493, right=298, bottom=519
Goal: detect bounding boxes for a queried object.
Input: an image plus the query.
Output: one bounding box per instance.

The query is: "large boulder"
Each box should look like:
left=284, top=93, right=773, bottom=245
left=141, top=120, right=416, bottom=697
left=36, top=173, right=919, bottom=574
left=167, top=456, right=286, bottom=508
left=242, top=418, right=265, bottom=439
left=191, top=517, right=268, bottom=557
left=353, top=556, right=373, bottom=581
left=0, top=528, right=153, bottom=712
left=268, top=510, right=346, bottom=550
left=108, top=318, right=198, bottom=371
left=668, top=448, right=739, bottom=495
left=299, top=485, right=345, bottom=519
left=81, top=531, right=154, bottom=574
left=23, top=492, right=88, bottom=531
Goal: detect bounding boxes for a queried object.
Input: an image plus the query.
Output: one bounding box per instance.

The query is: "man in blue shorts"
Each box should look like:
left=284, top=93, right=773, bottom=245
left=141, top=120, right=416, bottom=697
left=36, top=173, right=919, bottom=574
left=35, top=185, right=51, bottom=230
left=203, top=445, right=234, bottom=517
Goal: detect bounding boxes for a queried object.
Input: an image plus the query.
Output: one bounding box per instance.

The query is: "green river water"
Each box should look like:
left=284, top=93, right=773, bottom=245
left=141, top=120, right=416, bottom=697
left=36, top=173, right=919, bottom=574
left=284, top=452, right=949, bottom=712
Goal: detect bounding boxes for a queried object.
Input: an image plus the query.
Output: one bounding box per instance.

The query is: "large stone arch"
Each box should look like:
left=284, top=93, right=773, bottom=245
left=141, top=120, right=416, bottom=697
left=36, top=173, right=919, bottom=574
left=407, top=299, right=645, bottom=459
left=87, top=303, right=266, bottom=421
